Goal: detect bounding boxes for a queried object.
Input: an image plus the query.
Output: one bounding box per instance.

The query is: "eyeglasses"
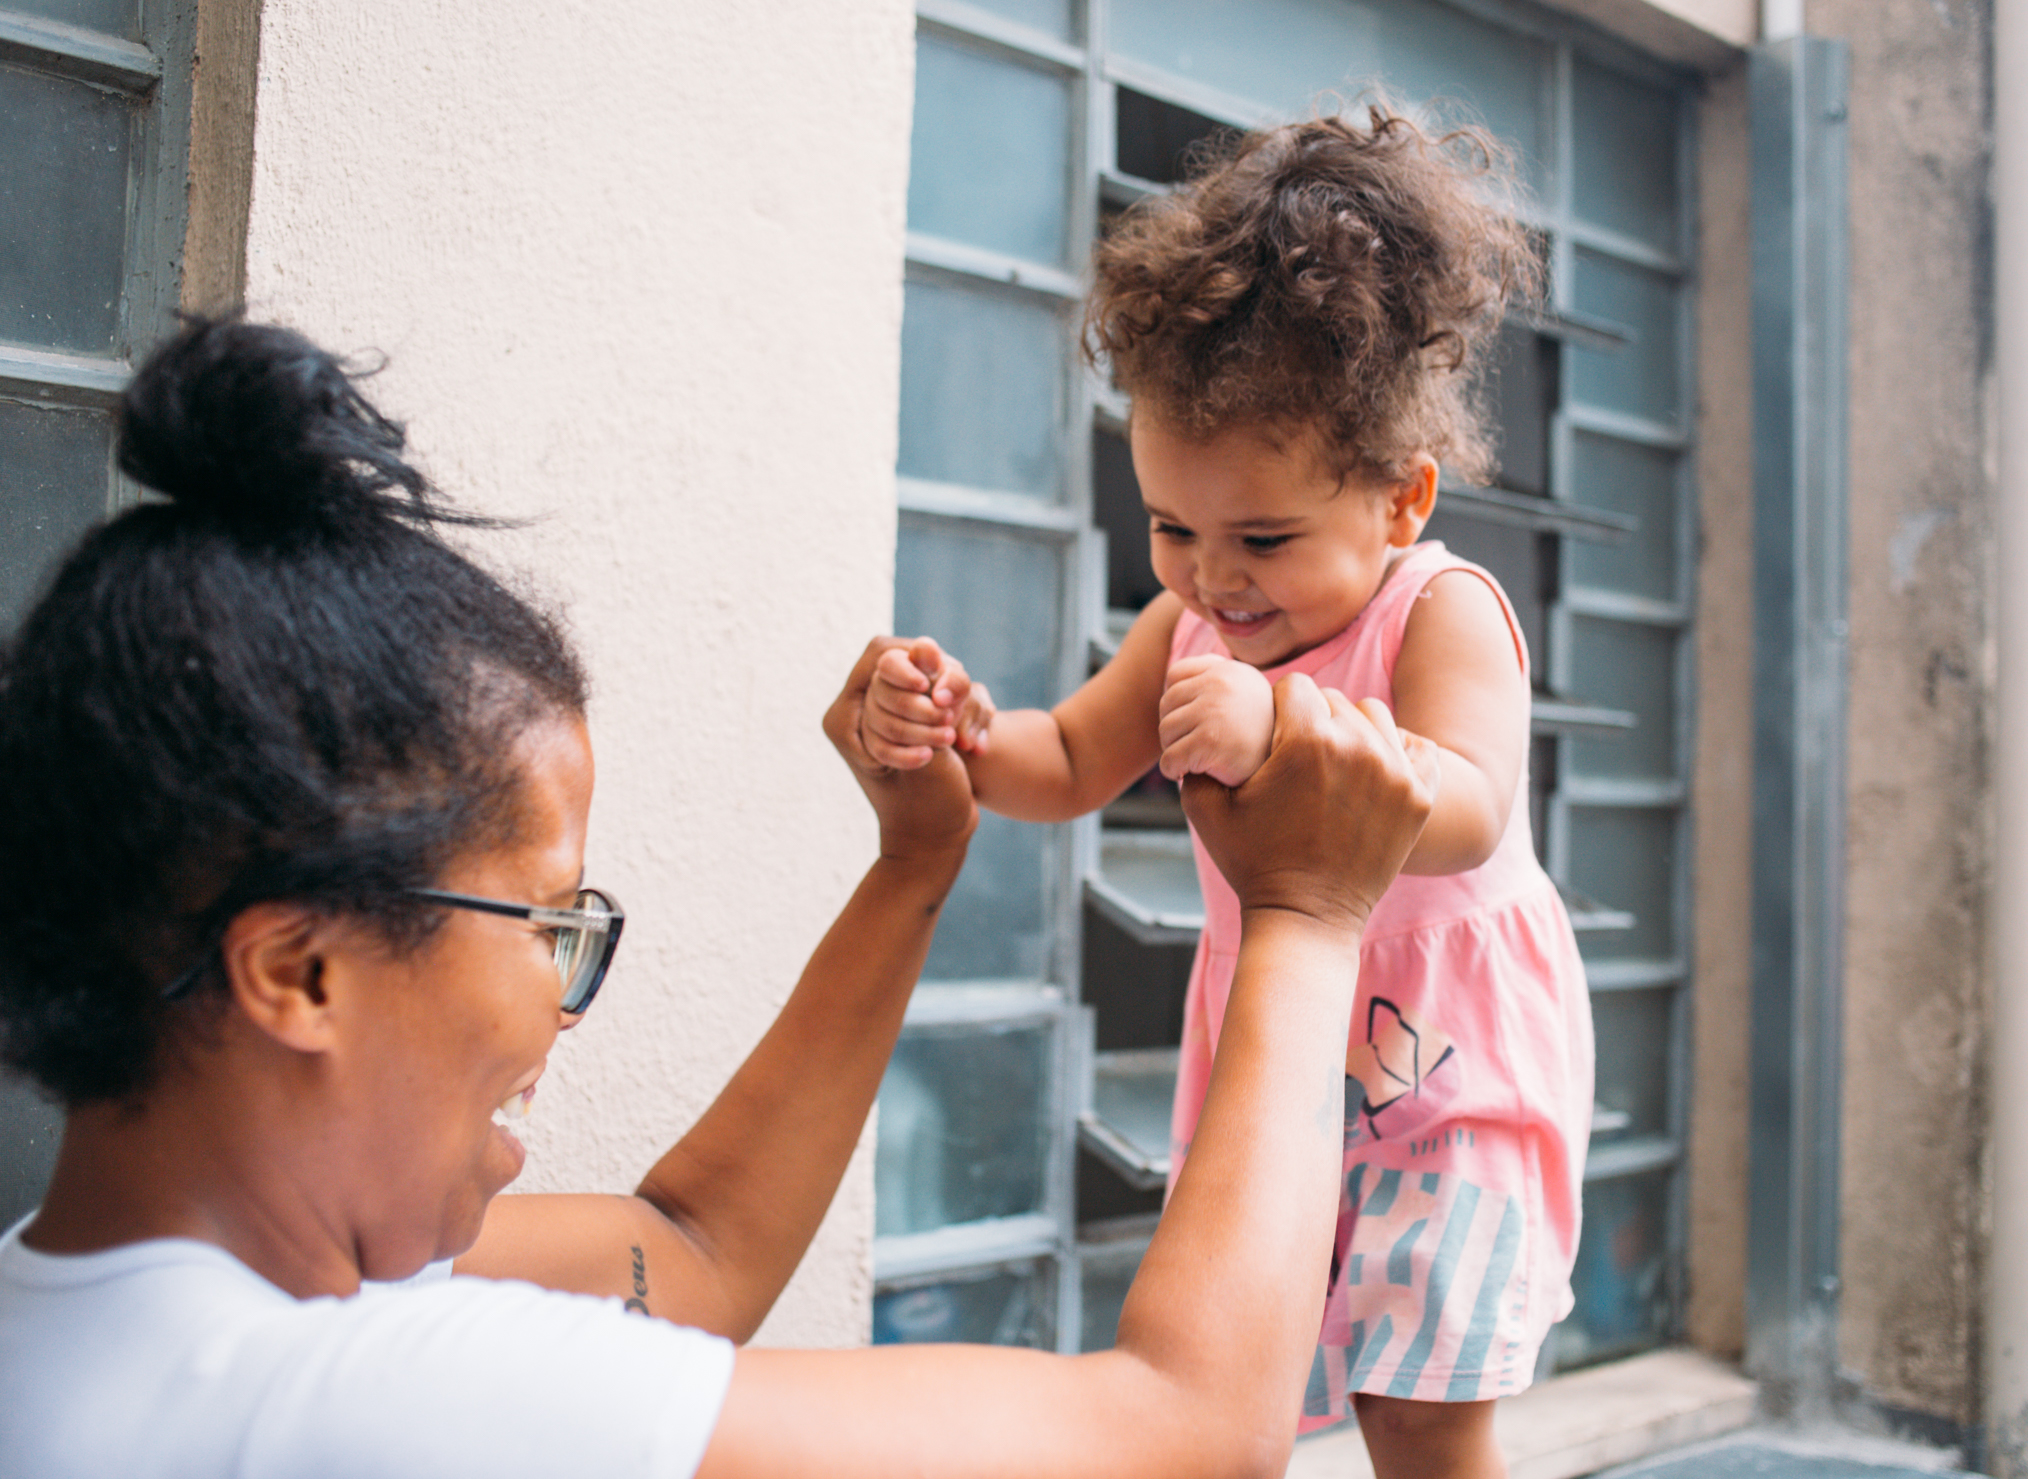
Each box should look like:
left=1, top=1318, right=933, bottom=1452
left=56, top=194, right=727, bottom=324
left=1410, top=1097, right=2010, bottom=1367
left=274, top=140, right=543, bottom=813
left=159, top=887, right=625, bottom=1011
left=408, top=887, right=625, bottom=1015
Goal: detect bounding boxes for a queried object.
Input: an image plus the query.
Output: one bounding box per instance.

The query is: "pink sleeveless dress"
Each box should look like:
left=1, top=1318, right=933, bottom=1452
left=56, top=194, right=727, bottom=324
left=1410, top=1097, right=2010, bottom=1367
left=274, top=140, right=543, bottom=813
left=1166, top=541, right=1593, bottom=1421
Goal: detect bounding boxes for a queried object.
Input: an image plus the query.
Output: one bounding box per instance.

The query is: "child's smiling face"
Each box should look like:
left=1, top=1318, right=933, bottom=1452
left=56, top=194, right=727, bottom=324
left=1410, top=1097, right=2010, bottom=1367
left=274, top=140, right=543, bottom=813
left=1133, top=414, right=1436, bottom=668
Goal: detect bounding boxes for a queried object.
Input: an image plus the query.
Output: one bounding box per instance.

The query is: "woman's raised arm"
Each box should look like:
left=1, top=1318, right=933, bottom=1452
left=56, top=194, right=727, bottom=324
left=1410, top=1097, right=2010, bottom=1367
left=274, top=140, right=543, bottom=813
left=457, top=637, right=979, bottom=1339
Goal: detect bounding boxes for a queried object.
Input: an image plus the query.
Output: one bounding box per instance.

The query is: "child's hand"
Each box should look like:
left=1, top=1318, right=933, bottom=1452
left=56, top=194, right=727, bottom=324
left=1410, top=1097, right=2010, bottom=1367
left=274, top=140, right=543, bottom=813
left=861, top=636, right=996, bottom=771
left=1157, top=655, right=1275, bottom=787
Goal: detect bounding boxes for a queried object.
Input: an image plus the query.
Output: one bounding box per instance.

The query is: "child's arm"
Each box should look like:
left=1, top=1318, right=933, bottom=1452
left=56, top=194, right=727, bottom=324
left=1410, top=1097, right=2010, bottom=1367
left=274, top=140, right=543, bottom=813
left=860, top=593, right=1186, bottom=824
left=1389, top=570, right=1530, bottom=875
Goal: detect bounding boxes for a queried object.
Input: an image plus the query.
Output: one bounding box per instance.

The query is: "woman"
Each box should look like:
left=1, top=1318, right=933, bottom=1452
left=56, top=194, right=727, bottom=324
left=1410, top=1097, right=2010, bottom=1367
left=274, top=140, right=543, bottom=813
left=0, top=318, right=1432, bottom=1479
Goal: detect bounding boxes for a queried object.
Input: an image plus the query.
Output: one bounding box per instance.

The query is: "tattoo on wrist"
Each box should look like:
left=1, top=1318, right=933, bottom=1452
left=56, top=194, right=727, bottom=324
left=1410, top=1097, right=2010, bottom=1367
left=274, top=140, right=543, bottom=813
left=625, top=1243, right=649, bottom=1315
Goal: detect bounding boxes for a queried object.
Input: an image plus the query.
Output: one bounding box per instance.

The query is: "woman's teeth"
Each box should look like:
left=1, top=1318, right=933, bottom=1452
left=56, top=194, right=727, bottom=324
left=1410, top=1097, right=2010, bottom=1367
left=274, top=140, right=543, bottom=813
left=496, top=1084, right=536, bottom=1121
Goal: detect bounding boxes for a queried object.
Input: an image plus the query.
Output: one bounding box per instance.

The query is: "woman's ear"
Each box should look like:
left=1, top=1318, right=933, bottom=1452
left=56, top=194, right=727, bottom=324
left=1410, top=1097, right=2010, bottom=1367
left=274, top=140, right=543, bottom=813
left=1385, top=455, right=1440, bottom=547
left=218, top=903, right=339, bottom=1054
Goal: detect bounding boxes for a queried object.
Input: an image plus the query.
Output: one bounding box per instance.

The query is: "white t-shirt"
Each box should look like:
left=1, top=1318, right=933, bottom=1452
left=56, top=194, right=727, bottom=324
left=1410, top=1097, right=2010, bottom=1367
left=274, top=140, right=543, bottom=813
left=0, top=1215, right=734, bottom=1478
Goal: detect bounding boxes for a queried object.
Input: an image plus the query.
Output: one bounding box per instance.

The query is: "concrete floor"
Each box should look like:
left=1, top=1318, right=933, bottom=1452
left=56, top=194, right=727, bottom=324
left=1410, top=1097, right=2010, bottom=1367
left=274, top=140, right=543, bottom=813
left=1591, top=1428, right=1984, bottom=1479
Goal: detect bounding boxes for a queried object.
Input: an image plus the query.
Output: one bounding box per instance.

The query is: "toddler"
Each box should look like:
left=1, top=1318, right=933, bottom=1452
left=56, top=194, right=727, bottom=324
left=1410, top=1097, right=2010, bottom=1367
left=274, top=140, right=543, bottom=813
left=861, top=108, right=1593, bottom=1479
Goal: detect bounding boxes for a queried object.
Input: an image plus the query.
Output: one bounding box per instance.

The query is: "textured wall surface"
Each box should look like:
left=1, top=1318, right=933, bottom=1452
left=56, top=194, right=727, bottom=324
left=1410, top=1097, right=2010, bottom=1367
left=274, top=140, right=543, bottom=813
left=1687, top=54, right=1755, bottom=1364
left=1809, top=0, right=1994, bottom=1428
left=241, top=0, right=918, bottom=1346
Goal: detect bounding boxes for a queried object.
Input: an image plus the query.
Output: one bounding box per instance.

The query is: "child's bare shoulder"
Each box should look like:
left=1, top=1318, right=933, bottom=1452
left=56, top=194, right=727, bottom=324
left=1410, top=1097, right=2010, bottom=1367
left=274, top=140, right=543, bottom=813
left=1398, top=567, right=1525, bottom=681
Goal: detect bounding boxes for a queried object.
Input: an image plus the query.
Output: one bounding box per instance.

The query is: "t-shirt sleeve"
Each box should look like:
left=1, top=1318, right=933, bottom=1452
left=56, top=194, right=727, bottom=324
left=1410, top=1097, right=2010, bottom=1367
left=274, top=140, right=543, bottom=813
left=233, top=1276, right=734, bottom=1479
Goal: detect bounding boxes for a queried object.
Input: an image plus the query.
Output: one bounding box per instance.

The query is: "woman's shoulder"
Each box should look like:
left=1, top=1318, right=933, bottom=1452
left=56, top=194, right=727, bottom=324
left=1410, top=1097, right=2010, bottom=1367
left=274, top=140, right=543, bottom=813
left=2, top=1246, right=735, bottom=1479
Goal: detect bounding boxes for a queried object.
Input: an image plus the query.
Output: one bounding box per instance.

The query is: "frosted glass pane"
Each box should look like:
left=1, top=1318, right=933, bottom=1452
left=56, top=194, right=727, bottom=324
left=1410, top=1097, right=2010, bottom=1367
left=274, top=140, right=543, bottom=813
left=910, top=36, right=1071, bottom=266
left=8, top=0, right=137, bottom=34
left=1572, top=59, right=1680, bottom=252
left=0, top=1070, right=61, bottom=1229
left=894, top=517, right=1063, bottom=725
left=896, top=517, right=1065, bottom=978
left=875, top=1259, right=1057, bottom=1347
left=1078, top=1234, right=1151, bottom=1351
left=1566, top=433, right=1682, bottom=605
left=0, top=398, right=110, bottom=629
left=1568, top=251, right=1680, bottom=426
left=899, top=276, right=1066, bottom=499
left=1108, top=0, right=1548, bottom=182
left=1590, top=989, right=1674, bottom=1143
left=875, top=1019, right=1054, bottom=1236
left=1560, top=1171, right=1669, bottom=1364
left=0, top=64, right=134, bottom=354
left=1565, top=807, right=1675, bottom=962
left=954, top=0, right=1073, bottom=44
left=1565, top=617, right=1679, bottom=782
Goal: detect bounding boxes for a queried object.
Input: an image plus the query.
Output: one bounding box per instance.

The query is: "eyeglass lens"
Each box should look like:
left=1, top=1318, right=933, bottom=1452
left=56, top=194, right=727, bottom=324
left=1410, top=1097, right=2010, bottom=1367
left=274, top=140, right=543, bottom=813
left=553, top=889, right=613, bottom=1012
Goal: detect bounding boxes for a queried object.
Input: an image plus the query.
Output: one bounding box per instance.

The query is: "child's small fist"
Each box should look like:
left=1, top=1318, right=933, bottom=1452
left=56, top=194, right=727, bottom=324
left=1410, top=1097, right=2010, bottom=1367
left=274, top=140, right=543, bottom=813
left=1157, top=655, right=1275, bottom=787
left=861, top=637, right=991, bottom=770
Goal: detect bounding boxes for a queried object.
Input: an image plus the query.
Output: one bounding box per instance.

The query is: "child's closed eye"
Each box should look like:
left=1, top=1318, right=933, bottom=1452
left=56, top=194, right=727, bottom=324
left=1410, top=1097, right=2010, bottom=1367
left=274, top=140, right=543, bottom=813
left=1151, top=520, right=1194, bottom=543
left=1240, top=534, right=1294, bottom=553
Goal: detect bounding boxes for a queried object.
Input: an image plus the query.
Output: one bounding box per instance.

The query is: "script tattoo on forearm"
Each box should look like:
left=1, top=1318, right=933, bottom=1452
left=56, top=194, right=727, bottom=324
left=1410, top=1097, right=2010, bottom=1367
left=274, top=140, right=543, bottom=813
left=625, top=1243, right=649, bottom=1315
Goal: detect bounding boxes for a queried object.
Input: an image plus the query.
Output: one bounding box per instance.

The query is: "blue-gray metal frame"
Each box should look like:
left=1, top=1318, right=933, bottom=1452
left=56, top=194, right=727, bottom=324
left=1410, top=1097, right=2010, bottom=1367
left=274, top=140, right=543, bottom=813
left=0, top=0, right=195, bottom=1231
left=1745, top=34, right=1851, bottom=1408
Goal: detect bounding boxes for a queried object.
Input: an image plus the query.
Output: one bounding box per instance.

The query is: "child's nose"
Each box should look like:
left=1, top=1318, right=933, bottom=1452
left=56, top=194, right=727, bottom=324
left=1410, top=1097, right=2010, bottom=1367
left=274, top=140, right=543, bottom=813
left=1196, top=547, right=1249, bottom=595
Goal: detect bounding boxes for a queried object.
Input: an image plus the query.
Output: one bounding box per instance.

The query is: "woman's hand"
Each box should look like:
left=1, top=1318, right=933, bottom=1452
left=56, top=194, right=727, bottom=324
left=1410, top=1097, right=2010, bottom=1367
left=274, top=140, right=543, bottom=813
left=827, top=637, right=980, bottom=864
left=1182, top=675, right=1436, bottom=934
left=1156, top=654, right=1274, bottom=787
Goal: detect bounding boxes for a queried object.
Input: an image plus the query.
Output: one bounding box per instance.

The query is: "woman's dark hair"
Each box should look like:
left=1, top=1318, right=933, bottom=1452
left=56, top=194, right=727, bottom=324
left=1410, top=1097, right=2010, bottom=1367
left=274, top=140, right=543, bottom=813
left=1085, top=105, right=1542, bottom=484
left=0, top=318, right=588, bottom=1106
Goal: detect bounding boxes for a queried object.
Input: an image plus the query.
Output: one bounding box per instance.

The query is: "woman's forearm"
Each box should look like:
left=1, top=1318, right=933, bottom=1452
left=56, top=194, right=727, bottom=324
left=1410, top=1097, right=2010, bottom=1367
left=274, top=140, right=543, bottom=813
left=701, top=907, right=1366, bottom=1479
left=1115, top=908, right=1363, bottom=1436
left=630, top=846, right=964, bottom=1339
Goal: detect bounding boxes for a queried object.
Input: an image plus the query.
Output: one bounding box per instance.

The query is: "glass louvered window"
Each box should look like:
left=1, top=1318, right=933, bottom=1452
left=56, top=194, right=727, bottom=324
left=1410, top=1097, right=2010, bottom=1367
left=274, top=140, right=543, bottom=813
left=883, top=0, right=1695, bottom=1370
left=0, top=0, right=193, bottom=1225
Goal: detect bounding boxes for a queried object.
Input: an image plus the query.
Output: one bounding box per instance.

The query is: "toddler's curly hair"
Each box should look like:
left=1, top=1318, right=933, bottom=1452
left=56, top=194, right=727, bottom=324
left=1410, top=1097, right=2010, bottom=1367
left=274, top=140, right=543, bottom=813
left=1085, top=105, right=1542, bottom=486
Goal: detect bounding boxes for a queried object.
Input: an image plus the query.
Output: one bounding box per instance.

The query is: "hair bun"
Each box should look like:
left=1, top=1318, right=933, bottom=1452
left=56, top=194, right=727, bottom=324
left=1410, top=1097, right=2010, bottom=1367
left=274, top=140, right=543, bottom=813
left=118, top=317, right=431, bottom=526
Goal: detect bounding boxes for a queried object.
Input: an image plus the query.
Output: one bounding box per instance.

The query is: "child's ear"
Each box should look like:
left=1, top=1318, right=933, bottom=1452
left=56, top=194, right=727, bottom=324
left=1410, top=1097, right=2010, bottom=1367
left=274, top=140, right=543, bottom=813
left=1384, top=455, right=1440, bottom=547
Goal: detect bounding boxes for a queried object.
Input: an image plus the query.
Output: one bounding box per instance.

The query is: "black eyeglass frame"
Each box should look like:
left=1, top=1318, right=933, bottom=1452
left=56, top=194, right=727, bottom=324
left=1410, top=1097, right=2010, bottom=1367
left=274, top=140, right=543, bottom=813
left=408, top=886, right=625, bottom=1015
left=159, top=886, right=625, bottom=1012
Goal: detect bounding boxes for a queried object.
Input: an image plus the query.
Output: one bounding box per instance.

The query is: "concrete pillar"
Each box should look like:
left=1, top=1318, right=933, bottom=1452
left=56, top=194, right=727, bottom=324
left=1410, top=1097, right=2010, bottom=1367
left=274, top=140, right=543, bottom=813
left=1989, top=1, right=2028, bottom=1471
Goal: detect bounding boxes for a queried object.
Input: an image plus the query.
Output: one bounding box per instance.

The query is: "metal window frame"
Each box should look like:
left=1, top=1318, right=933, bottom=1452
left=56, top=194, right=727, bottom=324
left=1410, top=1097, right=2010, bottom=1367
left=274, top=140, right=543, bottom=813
left=1540, top=35, right=1702, bottom=1367
left=1744, top=34, right=1849, bottom=1412
left=0, top=0, right=193, bottom=1230
left=0, top=0, right=194, bottom=496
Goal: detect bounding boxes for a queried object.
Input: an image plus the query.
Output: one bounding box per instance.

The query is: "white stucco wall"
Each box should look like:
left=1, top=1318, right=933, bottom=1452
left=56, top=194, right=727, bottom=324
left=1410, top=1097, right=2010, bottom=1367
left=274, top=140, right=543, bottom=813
left=240, top=0, right=918, bottom=1346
